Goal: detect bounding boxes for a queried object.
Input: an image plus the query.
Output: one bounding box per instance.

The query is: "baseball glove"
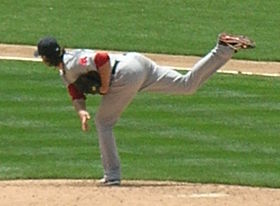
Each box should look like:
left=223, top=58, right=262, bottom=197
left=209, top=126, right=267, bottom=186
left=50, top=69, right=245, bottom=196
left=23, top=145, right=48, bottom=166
left=73, top=71, right=101, bottom=95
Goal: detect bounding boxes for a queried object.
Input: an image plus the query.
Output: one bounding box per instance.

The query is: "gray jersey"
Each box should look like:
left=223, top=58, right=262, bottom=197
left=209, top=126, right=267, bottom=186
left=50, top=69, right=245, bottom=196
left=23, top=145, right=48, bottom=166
left=60, top=49, right=123, bottom=86
left=60, top=49, right=98, bottom=86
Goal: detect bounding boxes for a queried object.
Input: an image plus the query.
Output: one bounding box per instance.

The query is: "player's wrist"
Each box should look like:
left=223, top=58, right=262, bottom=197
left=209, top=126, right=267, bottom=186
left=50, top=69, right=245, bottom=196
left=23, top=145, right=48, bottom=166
left=78, top=110, right=89, bottom=117
left=99, top=86, right=109, bottom=95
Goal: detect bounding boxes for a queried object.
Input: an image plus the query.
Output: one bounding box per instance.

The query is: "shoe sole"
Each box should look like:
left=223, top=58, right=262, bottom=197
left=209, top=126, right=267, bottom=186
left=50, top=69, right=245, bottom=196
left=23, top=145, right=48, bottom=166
left=219, top=33, right=256, bottom=50
left=97, top=179, right=121, bottom=186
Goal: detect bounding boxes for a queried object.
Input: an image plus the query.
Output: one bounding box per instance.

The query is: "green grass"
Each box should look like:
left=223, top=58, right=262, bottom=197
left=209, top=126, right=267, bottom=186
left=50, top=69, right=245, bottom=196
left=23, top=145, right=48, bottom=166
left=0, top=0, right=279, bottom=61
left=1, top=61, right=280, bottom=188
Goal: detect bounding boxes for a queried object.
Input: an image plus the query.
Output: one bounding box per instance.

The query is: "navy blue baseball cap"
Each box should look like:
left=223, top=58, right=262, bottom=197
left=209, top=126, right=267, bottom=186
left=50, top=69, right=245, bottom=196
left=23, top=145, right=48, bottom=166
left=34, top=37, right=61, bottom=58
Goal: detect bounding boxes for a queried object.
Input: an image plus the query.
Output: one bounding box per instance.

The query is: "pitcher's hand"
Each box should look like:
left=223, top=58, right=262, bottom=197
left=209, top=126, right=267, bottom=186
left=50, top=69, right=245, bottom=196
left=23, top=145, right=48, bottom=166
left=78, top=110, right=91, bottom=132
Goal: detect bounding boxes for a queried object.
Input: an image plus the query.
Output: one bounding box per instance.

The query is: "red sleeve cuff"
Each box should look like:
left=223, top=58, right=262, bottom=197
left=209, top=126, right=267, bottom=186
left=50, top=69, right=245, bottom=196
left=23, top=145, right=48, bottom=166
left=94, top=52, right=110, bottom=69
left=67, top=84, right=86, bottom=100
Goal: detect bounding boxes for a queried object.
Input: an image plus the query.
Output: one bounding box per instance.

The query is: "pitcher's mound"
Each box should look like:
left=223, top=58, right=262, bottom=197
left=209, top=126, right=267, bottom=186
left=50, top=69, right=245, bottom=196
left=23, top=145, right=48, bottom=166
left=0, top=180, right=280, bottom=206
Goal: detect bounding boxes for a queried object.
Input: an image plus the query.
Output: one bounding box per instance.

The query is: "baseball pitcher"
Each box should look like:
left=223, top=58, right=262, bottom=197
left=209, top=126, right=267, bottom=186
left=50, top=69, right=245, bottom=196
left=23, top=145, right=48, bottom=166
left=35, top=33, right=255, bottom=186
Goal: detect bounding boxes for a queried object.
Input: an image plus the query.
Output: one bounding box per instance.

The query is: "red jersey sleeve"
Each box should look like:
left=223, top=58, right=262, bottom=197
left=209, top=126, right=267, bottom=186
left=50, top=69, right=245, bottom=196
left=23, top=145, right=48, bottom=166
left=67, top=84, right=86, bottom=100
left=94, top=52, right=110, bottom=69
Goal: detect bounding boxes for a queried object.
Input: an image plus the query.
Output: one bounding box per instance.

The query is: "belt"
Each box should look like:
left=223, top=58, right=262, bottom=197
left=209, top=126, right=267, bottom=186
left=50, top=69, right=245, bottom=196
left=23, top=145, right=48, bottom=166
left=112, top=60, right=120, bottom=75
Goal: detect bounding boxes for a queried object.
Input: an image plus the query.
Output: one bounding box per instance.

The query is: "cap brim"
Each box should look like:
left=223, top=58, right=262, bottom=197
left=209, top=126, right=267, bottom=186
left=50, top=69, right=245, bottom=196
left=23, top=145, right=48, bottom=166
left=34, top=50, right=40, bottom=57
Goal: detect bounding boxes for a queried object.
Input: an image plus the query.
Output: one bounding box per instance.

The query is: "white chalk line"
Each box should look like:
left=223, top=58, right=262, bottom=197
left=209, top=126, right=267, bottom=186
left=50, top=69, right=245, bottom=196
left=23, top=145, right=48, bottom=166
left=0, top=56, right=41, bottom=62
left=163, top=66, right=280, bottom=77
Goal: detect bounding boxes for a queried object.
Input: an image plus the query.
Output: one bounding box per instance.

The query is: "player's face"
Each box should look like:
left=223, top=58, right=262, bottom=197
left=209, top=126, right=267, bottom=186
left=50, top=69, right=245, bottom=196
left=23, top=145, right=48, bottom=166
left=41, top=56, right=52, bottom=67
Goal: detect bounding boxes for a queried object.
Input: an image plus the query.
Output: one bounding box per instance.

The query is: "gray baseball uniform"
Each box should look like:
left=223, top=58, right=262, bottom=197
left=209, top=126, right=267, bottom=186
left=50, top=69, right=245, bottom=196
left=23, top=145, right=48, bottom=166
left=61, top=43, right=234, bottom=181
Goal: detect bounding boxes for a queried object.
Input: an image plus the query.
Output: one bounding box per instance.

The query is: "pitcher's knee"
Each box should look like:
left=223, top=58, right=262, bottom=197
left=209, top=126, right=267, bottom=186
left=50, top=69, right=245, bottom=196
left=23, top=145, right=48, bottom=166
left=95, top=115, right=117, bottom=130
left=182, top=81, right=200, bottom=95
left=181, top=73, right=201, bottom=95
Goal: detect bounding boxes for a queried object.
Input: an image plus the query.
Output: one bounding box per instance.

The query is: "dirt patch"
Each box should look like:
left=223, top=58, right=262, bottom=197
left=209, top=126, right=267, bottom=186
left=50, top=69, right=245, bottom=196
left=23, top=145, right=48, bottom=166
left=0, top=44, right=280, bottom=206
left=1, top=180, right=280, bottom=206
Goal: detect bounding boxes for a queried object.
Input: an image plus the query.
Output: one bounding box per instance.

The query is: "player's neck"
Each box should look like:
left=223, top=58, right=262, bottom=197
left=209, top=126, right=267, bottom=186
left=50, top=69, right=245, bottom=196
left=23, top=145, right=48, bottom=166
left=57, top=62, right=64, bottom=70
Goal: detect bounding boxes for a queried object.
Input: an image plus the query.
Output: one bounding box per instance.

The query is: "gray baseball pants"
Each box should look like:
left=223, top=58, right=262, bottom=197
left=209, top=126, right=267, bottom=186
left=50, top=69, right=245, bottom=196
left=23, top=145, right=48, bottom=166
left=94, top=44, right=234, bottom=181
